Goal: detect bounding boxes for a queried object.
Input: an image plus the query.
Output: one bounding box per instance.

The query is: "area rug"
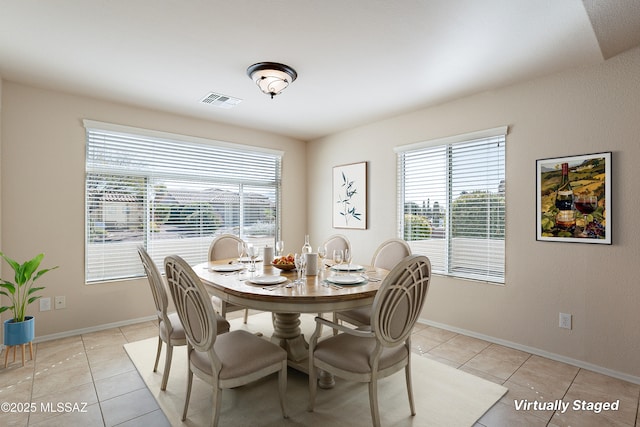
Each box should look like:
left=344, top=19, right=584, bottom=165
left=124, top=313, right=506, bottom=426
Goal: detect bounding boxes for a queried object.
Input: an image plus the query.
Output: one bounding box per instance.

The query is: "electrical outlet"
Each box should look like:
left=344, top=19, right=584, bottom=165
left=559, top=312, right=572, bottom=329
left=55, top=296, right=66, bottom=310
left=40, top=297, right=51, bottom=311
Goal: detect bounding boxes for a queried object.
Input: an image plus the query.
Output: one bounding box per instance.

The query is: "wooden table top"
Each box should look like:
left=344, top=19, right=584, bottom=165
left=194, top=260, right=388, bottom=314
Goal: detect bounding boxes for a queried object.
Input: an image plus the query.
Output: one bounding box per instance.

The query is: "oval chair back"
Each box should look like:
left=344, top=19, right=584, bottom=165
left=371, top=255, right=431, bottom=347
left=165, top=255, right=219, bottom=353
left=323, top=234, right=351, bottom=258
left=138, top=246, right=169, bottom=326
left=370, top=238, right=412, bottom=271
left=208, top=234, right=244, bottom=261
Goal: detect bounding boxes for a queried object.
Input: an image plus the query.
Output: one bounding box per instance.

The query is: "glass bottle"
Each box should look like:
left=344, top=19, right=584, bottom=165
left=555, top=163, right=575, bottom=232
left=302, top=234, right=312, bottom=254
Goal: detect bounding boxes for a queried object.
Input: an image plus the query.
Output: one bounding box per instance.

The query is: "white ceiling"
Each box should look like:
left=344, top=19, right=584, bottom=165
left=1, top=0, right=639, bottom=141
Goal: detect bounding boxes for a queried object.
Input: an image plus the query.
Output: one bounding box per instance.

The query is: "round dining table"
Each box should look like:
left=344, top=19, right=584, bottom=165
left=194, top=260, right=388, bottom=387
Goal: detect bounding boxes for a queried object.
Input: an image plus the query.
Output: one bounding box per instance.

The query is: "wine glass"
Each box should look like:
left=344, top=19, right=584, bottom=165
left=317, top=245, right=327, bottom=270
left=332, top=249, right=343, bottom=268
left=574, top=194, right=597, bottom=237
left=246, top=244, right=259, bottom=272
left=344, top=249, right=353, bottom=271
left=237, top=241, right=247, bottom=262
left=275, top=240, right=285, bottom=257
left=294, top=253, right=306, bottom=284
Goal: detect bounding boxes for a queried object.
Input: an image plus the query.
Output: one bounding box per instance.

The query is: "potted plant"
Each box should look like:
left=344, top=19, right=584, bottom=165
left=0, top=252, right=58, bottom=348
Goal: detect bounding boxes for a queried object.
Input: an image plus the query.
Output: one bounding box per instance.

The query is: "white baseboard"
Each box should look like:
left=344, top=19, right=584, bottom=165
left=31, top=315, right=157, bottom=344
left=416, top=318, right=640, bottom=386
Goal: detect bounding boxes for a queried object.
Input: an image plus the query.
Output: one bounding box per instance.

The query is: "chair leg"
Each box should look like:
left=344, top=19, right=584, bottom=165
left=160, top=345, right=173, bottom=391
left=243, top=308, right=249, bottom=324
left=211, top=385, right=222, bottom=427
left=405, top=363, right=416, bottom=416
left=332, top=312, right=339, bottom=336
left=182, top=369, right=194, bottom=421
left=317, top=313, right=323, bottom=336
left=369, top=380, right=381, bottom=427
left=153, top=337, right=162, bottom=372
left=278, top=360, right=289, bottom=418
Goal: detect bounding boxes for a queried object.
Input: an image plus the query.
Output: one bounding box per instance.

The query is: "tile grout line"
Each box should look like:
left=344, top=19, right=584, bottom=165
left=500, top=353, right=533, bottom=386
left=79, top=333, right=107, bottom=427
left=26, top=344, right=37, bottom=426
left=545, top=366, right=582, bottom=426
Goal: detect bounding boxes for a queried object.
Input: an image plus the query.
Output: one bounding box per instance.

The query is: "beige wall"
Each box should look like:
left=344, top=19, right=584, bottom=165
left=308, top=47, right=640, bottom=380
left=0, top=82, right=306, bottom=337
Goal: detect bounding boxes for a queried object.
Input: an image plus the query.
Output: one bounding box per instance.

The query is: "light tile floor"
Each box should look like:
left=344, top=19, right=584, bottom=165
left=1, top=313, right=638, bottom=426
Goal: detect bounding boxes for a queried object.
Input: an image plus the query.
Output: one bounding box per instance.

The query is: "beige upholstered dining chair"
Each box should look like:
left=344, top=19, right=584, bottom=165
left=164, top=255, right=288, bottom=426
left=308, top=255, right=431, bottom=427
left=322, top=234, right=351, bottom=264
left=334, top=238, right=412, bottom=327
left=208, top=234, right=249, bottom=323
left=137, top=246, right=230, bottom=391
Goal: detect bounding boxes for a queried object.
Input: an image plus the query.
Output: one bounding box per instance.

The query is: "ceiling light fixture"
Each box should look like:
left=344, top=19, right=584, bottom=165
left=247, top=62, right=297, bottom=99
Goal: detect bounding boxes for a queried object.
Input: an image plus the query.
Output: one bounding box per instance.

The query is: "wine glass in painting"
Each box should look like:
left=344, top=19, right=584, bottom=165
left=574, top=195, right=597, bottom=237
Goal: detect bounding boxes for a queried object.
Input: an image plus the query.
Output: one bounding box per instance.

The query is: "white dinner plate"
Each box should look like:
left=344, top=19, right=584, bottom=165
left=325, top=274, right=367, bottom=285
left=248, top=275, right=287, bottom=285
left=331, top=264, right=365, bottom=272
left=209, top=264, right=245, bottom=273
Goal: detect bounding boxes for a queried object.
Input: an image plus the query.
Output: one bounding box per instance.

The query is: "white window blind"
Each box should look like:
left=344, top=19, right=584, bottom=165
left=396, top=127, right=507, bottom=284
left=84, top=121, right=282, bottom=283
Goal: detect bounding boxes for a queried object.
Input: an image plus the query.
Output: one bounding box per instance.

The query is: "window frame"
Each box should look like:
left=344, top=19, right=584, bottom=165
left=395, top=126, right=508, bottom=284
left=84, top=120, right=282, bottom=284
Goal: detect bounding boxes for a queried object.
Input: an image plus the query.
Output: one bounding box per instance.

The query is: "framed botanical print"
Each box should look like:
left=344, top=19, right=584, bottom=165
left=536, top=152, right=611, bottom=244
left=333, top=162, right=367, bottom=229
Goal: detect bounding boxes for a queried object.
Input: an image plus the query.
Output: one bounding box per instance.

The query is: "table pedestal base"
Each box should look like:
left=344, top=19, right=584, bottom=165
left=271, top=312, right=335, bottom=389
left=271, top=312, right=308, bottom=362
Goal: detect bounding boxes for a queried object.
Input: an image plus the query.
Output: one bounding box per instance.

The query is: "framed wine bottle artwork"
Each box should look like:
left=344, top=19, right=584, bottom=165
left=536, top=152, right=611, bottom=244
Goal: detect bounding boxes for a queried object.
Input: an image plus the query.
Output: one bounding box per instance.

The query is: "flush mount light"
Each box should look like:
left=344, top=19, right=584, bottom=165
left=247, top=62, right=297, bottom=99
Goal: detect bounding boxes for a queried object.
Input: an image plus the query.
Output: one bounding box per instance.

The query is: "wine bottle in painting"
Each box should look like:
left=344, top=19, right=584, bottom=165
left=555, top=162, right=576, bottom=232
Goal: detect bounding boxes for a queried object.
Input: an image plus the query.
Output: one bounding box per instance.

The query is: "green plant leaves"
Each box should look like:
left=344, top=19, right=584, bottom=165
left=0, top=252, right=57, bottom=323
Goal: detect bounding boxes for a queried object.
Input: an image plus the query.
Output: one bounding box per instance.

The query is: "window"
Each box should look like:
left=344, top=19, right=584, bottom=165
left=84, top=120, right=282, bottom=283
left=396, top=127, right=507, bottom=284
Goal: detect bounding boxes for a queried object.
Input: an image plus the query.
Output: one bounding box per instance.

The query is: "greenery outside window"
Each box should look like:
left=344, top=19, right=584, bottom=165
left=395, top=127, right=507, bottom=284
left=84, top=120, right=282, bottom=283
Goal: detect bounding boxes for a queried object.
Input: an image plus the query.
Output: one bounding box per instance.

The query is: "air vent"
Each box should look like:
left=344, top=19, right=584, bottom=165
left=200, top=92, right=242, bottom=109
